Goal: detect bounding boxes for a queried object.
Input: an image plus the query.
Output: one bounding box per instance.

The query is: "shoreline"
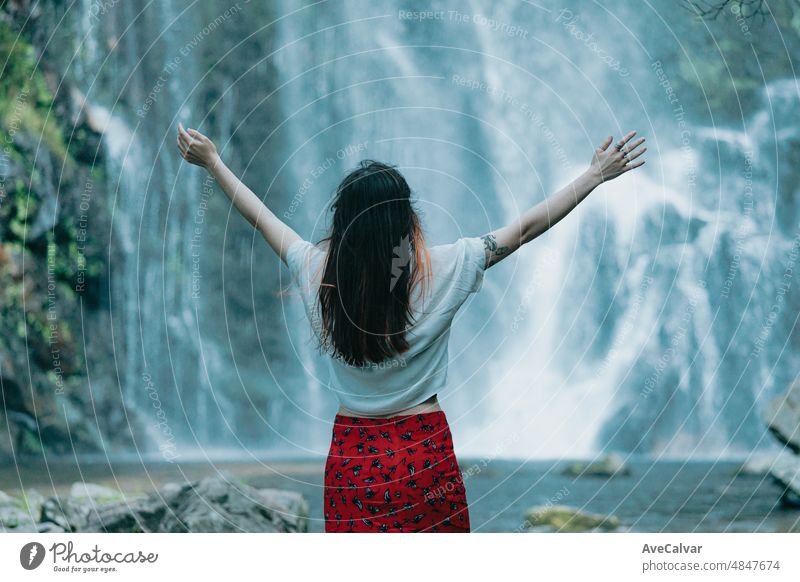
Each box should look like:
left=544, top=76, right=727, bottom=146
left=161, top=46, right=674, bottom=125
left=0, top=453, right=763, bottom=494
left=1, top=456, right=797, bottom=534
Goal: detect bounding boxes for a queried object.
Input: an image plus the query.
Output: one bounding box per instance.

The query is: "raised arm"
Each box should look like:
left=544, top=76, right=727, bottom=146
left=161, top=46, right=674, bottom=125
left=176, top=123, right=301, bottom=264
left=480, top=131, right=646, bottom=268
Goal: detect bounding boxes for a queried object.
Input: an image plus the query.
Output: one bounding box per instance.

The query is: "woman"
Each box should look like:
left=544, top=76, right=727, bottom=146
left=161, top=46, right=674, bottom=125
left=176, top=123, right=646, bottom=532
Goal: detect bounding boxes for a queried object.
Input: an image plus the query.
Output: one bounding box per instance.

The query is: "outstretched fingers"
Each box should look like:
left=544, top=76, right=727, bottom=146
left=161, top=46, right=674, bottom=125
left=624, top=159, right=646, bottom=172
left=597, top=135, right=613, bottom=152
left=624, top=144, right=647, bottom=162
left=622, top=136, right=645, bottom=154
left=615, top=130, right=637, bottom=150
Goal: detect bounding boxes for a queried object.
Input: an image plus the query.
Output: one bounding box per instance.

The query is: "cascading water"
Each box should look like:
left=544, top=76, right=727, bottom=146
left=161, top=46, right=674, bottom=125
left=267, top=1, right=799, bottom=460
left=61, top=0, right=798, bottom=459
left=70, top=0, right=240, bottom=457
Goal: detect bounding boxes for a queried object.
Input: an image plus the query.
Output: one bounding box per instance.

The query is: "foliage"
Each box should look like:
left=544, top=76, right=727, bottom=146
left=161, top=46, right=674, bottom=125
left=669, top=0, right=800, bottom=117
left=0, top=21, right=68, bottom=162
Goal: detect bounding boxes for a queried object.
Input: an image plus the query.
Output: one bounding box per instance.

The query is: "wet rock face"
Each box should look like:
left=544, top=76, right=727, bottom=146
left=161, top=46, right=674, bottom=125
left=1, top=2, right=120, bottom=461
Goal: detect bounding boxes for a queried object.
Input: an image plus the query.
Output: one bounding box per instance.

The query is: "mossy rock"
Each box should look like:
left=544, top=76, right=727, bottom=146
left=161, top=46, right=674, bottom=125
left=0, top=490, right=38, bottom=531
left=523, top=504, right=620, bottom=532
left=68, top=482, right=127, bottom=505
left=561, top=453, right=631, bottom=478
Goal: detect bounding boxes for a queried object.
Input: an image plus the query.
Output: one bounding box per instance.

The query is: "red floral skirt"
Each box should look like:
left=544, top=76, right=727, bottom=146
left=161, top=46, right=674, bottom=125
left=323, top=410, right=470, bottom=532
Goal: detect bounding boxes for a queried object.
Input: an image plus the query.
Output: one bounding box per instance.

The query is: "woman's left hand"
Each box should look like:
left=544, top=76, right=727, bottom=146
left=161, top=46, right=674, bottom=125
left=177, top=123, right=219, bottom=170
left=589, top=130, right=646, bottom=183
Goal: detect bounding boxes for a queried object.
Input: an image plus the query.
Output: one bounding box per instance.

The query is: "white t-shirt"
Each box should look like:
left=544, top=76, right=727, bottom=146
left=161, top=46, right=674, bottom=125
left=285, top=236, right=487, bottom=417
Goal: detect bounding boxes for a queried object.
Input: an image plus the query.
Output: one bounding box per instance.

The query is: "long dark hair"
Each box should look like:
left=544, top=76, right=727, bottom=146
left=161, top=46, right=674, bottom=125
left=318, top=160, right=430, bottom=366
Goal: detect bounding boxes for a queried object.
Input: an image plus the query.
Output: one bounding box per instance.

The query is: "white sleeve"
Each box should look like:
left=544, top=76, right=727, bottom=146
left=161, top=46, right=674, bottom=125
left=457, top=236, right=487, bottom=295
left=285, top=239, right=315, bottom=289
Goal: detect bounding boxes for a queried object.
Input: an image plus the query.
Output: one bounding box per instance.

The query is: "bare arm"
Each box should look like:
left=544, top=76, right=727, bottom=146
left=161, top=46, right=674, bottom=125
left=177, top=123, right=301, bottom=264
left=480, top=131, right=647, bottom=268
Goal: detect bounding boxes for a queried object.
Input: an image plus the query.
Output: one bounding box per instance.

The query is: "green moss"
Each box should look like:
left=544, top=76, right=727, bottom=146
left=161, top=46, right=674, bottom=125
left=0, top=23, right=37, bottom=100
left=670, top=4, right=800, bottom=118
left=90, top=164, right=105, bottom=182
left=0, top=21, right=71, bottom=167
left=19, top=429, right=44, bottom=454
left=15, top=319, right=26, bottom=339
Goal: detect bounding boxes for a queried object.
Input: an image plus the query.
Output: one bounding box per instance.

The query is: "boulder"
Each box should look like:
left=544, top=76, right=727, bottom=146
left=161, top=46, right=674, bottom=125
left=764, top=381, right=800, bottom=453
left=523, top=504, right=620, bottom=532
left=0, top=490, right=38, bottom=532
left=40, top=497, right=80, bottom=531
left=768, top=449, right=800, bottom=508
left=561, top=453, right=631, bottom=478
left=81, top=475, right=308, bottom=533
left=39, top=482, right=128, bottom=532
left=37, top=521, right=67, bottom=533
left=23, top=489, right=46, bottom=518
left=80, top=494, right=168, bottom=533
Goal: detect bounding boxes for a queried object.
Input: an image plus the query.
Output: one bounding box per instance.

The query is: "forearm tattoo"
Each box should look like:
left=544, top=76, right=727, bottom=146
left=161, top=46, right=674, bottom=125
left=481, top=234, right=510, bottom=267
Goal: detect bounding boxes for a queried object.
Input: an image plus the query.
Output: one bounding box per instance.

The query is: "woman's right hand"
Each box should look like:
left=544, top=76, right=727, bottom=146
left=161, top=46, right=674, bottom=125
left=589, top=130, right=646, bottom=183
left=177, top=123, right=220, bottom=170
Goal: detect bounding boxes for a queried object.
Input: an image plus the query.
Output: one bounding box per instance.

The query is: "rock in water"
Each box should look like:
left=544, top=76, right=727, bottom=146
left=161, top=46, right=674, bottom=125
left=733, top=452, right=782, bottom=476
left=769, top=449, right=800, bottom=508
left=81, top=475, right=308, bottom=533
left=523, top=504, right=620, bottom=532
left=764, top=381, right=800, bottom=453
left=561, top=453, right=631, bottom=478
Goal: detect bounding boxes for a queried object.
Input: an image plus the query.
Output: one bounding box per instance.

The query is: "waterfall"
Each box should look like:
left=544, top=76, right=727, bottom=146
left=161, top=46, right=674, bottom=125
left=71, top=0, right=240, bottom=457
left=265, top=1, right=800, bottom=459
left=62, top=0, right=799, bottom=459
